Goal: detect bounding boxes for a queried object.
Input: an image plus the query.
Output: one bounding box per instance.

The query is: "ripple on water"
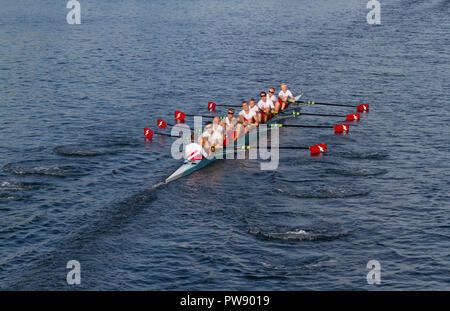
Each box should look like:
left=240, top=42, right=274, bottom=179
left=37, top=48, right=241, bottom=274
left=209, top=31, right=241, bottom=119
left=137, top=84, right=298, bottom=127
left=325, top=167, right=388, bottom=176
left=0, top=181, right=42, bottom=191
left=248, top=227, right=349, bottom=242
left=0, top=192, right=25, bottom=203
left=276, top=186, right=371, bottom=199
left=53, top=144, right=118, bottom=157
left=3, top=159, right=89, bottom=178
left=330, top=151, right=390, bottom=160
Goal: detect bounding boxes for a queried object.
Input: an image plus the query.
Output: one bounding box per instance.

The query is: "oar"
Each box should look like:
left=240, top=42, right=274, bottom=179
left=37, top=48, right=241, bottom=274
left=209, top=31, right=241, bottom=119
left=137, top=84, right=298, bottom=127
left=144, top=128, right=183, bottom=140
left=282, top=110, right=360, bottom=121
left=157, top=119, right=176, bottom=130
left=298, top=100, right=369, bottom=112
left=175, top=110, right=222, bottom=122
left=269, top=123, right=350, bottom=133
left=208, top=101, right=241, bottom=111
left=155, top=132, right=182, bottom=138
left=214, top=143, right=327, bottom=154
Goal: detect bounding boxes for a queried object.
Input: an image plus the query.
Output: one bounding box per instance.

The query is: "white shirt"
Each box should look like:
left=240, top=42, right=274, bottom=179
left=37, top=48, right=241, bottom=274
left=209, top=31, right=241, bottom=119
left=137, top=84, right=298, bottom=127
left=269, top=94, right=277, bottom=103
left=257, top=98, right=274, bottom=110
left=185, top=143, right=207, bottom=161
left=213, top=123, right=224, bottom=134
left=224, top=116, right=238, bottom=127
left=202, top=129, right=215, bottom=142
left=239, top=109, right=256, bottom=122
left=211, top=131, right=223, bottom=146
left=278, top=89, right=294, bottom=99
left=249, top=104, right=259, bottom=114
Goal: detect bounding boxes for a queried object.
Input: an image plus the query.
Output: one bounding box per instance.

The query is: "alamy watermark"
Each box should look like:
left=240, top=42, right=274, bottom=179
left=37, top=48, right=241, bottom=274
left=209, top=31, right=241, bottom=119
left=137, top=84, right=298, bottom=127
left=367, top=0, right=381, bottom=25
left=66, top=260, right=81, bottom=285
left=366, top=260, right=381, bottom=285
left=66, top=0, right=81, bottom=25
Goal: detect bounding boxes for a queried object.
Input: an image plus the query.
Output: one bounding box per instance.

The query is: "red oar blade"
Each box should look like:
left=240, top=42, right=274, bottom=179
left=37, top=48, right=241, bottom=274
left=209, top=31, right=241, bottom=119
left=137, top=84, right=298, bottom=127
left=309, top=144, right=327, bottom=154
left=334, top=123, right=349, bottom=133
left=356, top=104, right=369, bottom=112
left=144, top=128, right=154, bottom=140
left=157, top=119, right=167, bottom=129
left=208, top=101, right=216, bottom=112
left=346, top=113, right=360, bottom=121
left=175, top=110, right=186, bottom=121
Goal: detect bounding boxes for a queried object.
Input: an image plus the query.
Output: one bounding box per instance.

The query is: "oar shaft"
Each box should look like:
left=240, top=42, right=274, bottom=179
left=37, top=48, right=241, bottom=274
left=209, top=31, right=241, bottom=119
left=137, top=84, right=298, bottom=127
left=298, top=101, right=355, bottom=108
left=271, top=124, right=332, bottom=128
left=185, top=114, right=215, bottom=118
left=213, top=104, right=241, bottom=108
left=221, top=146, right=310, bottom=150
left=298, top=112, right=345, bottom=117
left=155, top=132, right=180, bottom=138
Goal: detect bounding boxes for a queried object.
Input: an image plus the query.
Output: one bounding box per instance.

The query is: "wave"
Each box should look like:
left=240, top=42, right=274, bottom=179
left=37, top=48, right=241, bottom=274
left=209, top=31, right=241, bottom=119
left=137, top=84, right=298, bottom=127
left=0, top=181, right=42, bottom=192
left=277, top=187, right=370, bottom=199
left=0, top=192, right=24, bottom=203
left=325, top=167, right=388, bottom=176
left=248, top=227, right=349, bottom=242
left=332, top=151, right=389, bottom=160
left=3, top=160, right=88, bottom=178
left=53, top=145, right=118, bottom=157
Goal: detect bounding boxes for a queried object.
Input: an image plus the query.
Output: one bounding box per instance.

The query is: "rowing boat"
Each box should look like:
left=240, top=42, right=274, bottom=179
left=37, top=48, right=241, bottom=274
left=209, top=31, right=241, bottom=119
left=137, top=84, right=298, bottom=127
left=165, top=101, right=306, bottom=183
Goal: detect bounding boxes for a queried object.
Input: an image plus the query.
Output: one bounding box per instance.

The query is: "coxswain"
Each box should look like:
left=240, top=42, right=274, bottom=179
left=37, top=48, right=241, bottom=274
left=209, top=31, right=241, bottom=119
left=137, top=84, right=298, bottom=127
left=185, top=133, right=208, bottom=161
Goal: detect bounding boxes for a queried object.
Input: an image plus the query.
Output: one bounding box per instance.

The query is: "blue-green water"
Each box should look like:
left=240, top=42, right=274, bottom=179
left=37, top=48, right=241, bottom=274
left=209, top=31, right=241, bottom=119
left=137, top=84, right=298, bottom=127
left=0, top=0, right=449, bottom=290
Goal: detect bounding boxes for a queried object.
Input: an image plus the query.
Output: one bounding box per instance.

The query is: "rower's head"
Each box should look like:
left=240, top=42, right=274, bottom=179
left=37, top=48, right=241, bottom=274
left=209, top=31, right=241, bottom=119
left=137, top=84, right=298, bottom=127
left=213, top=116, right=220, bottom=125
left=268, top=87, right=275, bottom=96
left=249, top=98, right=256, bottom=107
left=205, top=121, right=213, bottom=133
left=281, top=83, right=287, bottom=92
left=242, top=101, right=249, bottom=112
left=260, top=92, right=267, bottom=101
left=227, top=108, right=235, bottom=119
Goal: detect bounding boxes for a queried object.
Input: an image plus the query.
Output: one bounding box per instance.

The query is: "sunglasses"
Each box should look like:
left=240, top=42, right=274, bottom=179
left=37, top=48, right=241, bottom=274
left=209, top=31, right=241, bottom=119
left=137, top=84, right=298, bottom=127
left=260, top=95, right=266, bottom=97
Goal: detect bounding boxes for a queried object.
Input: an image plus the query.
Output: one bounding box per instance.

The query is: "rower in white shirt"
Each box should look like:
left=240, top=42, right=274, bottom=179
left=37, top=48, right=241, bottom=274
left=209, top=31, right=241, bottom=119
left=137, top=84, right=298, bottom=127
left=249, top=98, right=262, bottom=123
left=268, top=87, right=281, bottom=113
left=199, top=121, right=217, bottom=154
left=278, top=83, right=295, bottom=110
left=221, top=108, right=239, bottom=143
left=236, top=101, right=258, bottom=138
left=257, top=91, right=275, bottom=123
left=186, top=133, right=208, bottom=161
left=211, top=116, right=224, bottom=148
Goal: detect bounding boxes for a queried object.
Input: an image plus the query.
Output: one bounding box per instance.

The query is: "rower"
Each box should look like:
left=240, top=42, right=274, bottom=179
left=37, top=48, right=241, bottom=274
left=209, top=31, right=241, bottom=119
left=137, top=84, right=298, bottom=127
left=211, top=116, right=224, bottom=148
left=236, top=101, right=258, bottom=138
left=268, top=87, right=281, bottom=113
left=249, top=98, right=262, bottom=124
left=278, top=83, right=295, bottom=110
left=199, top=121, right=220, bottom=153
left=185, top=133, right=208, bottom=161
left=257, top=91, right=275, bottom=123
left=221, top=108, right=238, bottom=142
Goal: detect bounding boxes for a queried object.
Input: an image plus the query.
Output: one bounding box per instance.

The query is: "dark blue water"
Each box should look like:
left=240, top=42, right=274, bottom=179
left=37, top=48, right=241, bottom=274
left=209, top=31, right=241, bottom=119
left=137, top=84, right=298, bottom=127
left=1, top=0, right=449, bottom=290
